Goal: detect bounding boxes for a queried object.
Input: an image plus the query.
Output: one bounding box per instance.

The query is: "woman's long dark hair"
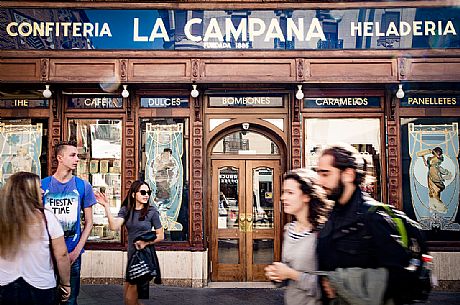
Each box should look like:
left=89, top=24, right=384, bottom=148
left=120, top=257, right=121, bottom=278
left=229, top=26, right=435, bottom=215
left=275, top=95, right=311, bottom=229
left=283, top=170, right=331, bottom=231
left=121, top=180, right=151, bottom=221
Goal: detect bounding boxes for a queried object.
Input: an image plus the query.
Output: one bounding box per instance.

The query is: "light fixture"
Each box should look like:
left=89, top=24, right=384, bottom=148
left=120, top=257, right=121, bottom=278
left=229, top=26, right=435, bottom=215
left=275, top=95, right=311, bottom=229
left=191, top=84, right=199, bottom=98
left=43, top=85, right=52, bottom=99
left=396, top=84, right=404, bottom=99
left=121, top=85, right=129, bottom=98
left=295, top=84, right=304, bottom=100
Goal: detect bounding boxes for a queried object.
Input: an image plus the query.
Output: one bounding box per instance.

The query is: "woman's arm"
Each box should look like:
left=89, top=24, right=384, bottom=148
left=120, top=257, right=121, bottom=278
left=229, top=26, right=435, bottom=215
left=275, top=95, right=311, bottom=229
left=135, top=227, right=164, bottom=250
left=51, top=235, right=71, bottom=302
left=95, top=192, right=124, bottom=231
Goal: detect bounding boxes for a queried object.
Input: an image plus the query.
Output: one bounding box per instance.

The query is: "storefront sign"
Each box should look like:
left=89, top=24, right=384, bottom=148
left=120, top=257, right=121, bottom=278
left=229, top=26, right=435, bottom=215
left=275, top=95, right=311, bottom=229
left=400, top=96, right=459, bottom=107
left=68, top=97, right=123, bottom=109
left=140, top=97, right=189, bottom=108
left=1, top=8, right=458, bottom=50
left=209, top=96, right=283, bottom=107
left=0, top=99, right=49, bottom=108
left=304, top=97, right=381, bottom=108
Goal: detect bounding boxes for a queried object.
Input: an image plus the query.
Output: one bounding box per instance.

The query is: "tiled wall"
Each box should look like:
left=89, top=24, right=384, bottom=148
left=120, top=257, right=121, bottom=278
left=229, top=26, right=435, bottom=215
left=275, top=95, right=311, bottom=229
left=81, top=250, right=208, bottom=287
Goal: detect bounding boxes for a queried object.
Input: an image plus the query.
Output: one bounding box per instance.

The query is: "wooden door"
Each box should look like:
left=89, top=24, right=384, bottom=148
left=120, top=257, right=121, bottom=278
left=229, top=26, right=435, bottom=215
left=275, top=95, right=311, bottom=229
left=211, top=159, right=281, bottom=281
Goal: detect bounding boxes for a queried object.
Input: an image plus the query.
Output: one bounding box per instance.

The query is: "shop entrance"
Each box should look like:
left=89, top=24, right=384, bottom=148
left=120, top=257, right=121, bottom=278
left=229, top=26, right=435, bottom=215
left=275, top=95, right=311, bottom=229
left=210, top=159, right=281, bottom=281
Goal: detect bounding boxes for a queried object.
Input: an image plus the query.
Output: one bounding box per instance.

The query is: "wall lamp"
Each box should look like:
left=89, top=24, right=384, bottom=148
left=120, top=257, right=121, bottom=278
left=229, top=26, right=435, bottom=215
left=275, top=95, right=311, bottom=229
left=121, top=84, right=129, bottom=98
left=43, top=84, right=52, bottom=99
left=295, top=84, right=304, bottom=100
left=191, top=84, right=199, bottom=98
left=396, top=83, right=405, bottom=99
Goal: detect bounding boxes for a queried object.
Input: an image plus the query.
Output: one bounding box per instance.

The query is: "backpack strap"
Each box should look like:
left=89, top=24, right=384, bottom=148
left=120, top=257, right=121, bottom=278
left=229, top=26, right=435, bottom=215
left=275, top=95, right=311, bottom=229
left=367, top=202, right=409, bottom=249
left=75, top=176, right=85, bottom=208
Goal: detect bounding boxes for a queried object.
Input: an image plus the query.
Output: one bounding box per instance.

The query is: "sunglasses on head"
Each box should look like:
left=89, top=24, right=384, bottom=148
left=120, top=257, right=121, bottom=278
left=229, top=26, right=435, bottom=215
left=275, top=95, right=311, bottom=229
left=138, top=190, right=152, bottom=196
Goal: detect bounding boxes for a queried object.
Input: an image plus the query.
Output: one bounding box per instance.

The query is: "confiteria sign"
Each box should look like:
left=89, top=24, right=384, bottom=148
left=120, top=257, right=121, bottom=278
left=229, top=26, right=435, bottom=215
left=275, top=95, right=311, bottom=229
left=0, top=7, right=458, bottom=50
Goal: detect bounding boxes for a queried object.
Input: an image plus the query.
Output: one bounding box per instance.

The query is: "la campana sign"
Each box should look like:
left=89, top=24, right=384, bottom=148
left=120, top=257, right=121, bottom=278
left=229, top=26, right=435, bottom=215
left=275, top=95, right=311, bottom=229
left=1, top=8, right=458, bottom=50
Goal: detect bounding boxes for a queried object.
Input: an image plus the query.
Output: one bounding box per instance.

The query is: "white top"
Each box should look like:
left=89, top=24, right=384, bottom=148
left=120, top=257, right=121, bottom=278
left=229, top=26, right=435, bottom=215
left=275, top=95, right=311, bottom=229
left=0, top=208, right=64, bottom=289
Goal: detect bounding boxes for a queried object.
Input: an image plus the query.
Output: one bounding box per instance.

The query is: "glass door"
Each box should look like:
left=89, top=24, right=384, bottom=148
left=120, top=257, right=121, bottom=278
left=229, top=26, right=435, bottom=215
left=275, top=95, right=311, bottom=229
left=211, top=159, right=280, bottom=281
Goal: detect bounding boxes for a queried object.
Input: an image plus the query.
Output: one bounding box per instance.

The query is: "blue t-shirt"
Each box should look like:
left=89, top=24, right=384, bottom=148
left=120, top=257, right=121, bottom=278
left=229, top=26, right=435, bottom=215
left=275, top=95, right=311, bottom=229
left=42, top=176, right=97, bottom=253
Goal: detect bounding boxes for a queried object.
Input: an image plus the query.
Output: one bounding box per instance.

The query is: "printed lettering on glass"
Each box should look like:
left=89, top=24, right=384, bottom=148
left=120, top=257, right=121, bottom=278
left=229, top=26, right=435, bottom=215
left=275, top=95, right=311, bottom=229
left=408, top=123, right=460, bottom=231
left=145, top=123, right=184, bottom=232
left=0, top=123, right=42, bottom=186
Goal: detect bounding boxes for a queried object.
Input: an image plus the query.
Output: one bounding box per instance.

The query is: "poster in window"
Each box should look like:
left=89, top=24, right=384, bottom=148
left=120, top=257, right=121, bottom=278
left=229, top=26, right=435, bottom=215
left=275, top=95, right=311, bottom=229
left=0, top=123, right=42, bottom=186
left=408, top=122, right=459, bottom=231
left=145, top=123, right=184, bottom=232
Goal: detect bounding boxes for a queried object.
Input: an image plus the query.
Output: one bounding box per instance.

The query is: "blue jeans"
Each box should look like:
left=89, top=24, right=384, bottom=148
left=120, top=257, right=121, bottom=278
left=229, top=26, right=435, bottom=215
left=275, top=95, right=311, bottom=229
left=63, top=255, right=81, bottom=305
left=0, top=277, right=56, bottom=305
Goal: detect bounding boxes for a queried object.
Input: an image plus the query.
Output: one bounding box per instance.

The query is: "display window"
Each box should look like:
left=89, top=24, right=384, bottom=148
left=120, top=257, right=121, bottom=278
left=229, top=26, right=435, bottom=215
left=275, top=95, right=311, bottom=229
left=0, top=118, right=48, bottom=186
left=400, top=117, right=460, bottom=242
left=68, top=119, right=123, bottom=243
left=304, top=118, right=383, bottom=201
left=139, top=118, right=190, bottom=242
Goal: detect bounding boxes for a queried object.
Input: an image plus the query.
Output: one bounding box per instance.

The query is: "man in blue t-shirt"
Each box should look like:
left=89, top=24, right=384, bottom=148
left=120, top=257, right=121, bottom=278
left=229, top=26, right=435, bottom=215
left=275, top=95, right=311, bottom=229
left=42, top=141, right=97, bottom=305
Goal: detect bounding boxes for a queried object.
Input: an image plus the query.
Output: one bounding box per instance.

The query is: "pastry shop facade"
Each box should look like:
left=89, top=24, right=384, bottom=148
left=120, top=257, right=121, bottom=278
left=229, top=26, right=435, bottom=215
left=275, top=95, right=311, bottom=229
left=1, top=1, right=459, bottom=289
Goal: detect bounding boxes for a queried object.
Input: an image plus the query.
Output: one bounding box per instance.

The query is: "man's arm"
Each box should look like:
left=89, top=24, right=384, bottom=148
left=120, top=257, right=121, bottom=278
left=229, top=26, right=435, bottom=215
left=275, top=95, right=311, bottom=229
left=69, top=206, right=93, bottom=263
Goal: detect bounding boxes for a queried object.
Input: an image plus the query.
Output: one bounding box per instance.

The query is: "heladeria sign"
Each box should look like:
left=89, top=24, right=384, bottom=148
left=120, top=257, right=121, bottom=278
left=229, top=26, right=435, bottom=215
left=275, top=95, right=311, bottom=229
left=1, top=7, right=458, bottom=50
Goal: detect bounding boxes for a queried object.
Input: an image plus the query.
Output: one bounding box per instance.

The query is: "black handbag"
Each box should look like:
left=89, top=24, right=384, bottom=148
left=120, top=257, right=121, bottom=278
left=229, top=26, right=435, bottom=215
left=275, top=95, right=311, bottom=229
left=126, top=249, right=157, bottom=284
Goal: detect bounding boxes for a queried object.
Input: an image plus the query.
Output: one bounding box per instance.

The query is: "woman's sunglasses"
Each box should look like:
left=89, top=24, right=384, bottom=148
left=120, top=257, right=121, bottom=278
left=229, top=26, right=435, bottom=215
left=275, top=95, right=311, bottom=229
left=138, top=190, right=152, bottom=196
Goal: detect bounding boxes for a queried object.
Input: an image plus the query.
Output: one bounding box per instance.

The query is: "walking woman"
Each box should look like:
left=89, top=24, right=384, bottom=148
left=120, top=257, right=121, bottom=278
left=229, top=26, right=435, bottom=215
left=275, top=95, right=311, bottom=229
left=265, top=168, right=330, bottom=305
left=0, top=171, right=71, bottom=305
left=96, top=180, right=164, bottom=305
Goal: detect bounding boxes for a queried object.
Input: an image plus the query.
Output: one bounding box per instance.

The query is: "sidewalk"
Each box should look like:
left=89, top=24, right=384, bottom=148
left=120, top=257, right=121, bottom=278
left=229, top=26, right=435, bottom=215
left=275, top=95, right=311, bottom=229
left=79, top=284, right=460, bottom=305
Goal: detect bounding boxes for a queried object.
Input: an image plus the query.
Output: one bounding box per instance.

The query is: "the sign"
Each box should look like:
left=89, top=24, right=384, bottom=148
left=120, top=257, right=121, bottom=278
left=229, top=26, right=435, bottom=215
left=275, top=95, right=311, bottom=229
left=304, top=97, right=381, bottom=108
left=0, top=99, right=49, bottom=108
left=140, top=97, right=189, bottom=108
left=1, top=8, right=458, bottom=50
left=68, top=97, right=123, bottom=109
left=400, top=96, right=459, bottom=107
left=209, top=96, right=283, bottom=107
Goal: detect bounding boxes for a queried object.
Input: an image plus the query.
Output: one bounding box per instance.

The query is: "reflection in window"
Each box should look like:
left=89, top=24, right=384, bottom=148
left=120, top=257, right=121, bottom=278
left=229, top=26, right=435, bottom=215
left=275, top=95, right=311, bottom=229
left=253, top=167, right=274, bottom=229
left=140, top=118, right=189, bottom=242
left=213, top=131, right=279, bottom=155
left=305, top=118, right=382, bottom=200
left=68, top=119, right=122, bottom=243
left=0, top=118, right=47, bottom=186
left=218, top=239, right=239, bottom=264
left=218, top=167, right=239, bottom=230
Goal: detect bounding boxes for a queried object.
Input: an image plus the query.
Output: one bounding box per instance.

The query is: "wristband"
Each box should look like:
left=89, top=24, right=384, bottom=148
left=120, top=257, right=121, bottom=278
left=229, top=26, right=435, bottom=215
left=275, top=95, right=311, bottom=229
left=60, top=283, right=71, bottom=287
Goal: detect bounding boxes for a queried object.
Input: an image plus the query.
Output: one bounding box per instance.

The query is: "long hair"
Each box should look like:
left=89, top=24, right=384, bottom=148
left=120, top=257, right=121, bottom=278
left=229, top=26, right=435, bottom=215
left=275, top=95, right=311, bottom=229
left=0, top=171, right=43, bottom=259
left=283, top=169, right=332, bottom=231
left=121, top=180, right=151, bottom=222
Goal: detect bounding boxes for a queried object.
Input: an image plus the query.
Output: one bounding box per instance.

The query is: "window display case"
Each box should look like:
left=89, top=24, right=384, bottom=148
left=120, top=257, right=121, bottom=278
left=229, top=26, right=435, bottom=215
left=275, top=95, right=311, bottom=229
left=68, top=119, right=122, bottom=242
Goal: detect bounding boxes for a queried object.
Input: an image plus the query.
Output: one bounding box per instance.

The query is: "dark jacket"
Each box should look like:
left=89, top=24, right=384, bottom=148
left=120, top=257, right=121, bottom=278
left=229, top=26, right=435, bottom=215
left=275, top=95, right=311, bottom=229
left=317, top=188, right=410, bottom=304
left=134, top=231, right=162, bottom=285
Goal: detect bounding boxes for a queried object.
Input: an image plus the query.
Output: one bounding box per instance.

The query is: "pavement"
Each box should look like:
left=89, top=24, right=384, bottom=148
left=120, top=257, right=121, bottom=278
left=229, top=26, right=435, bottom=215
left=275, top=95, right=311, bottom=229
left=78, top=284, right=460, bottom=305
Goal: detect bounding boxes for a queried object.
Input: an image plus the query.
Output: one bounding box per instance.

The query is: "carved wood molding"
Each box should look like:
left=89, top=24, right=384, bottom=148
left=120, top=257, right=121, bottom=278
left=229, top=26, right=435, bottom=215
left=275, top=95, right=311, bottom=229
left=292, top=122, right=302, bottom=170
left=120, top=59, right=128, bottom=82
left=124, top=122, right=136, bottom=195
left=398, top=57, right=408, bottom=81
left=387, top=119, right=401, bottom=209
left=40, top=58, right=49, bottom=82
left=191, top=59, right=200, bottom=81
left=50, top=119, right=61, bottom=175
left=296, top=58, right=305, bottom=82
left=191, top=121, right=204, bottom=250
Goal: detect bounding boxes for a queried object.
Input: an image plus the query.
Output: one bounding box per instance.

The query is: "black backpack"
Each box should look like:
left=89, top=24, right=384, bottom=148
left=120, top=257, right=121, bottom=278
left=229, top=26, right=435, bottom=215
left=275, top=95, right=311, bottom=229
left=365, top=200, right=432, bottom=304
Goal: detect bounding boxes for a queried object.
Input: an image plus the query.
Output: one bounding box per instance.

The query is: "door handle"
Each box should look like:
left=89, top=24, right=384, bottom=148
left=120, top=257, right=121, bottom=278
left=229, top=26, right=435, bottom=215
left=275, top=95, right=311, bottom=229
left=239, top=213, right=246, bottom=232
left=246, top=214, right=253, bottom=232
